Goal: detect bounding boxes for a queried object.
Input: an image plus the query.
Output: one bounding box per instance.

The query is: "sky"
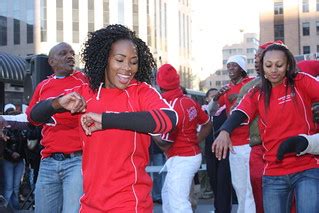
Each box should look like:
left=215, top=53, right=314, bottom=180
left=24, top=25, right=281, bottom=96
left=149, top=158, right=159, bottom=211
left=192, top=0, right=260, bottom=80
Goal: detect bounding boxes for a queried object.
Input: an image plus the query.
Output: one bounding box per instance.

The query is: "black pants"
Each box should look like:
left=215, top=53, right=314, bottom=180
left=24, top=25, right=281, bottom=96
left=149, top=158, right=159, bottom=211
left=205, top=133, right=232, bottom=213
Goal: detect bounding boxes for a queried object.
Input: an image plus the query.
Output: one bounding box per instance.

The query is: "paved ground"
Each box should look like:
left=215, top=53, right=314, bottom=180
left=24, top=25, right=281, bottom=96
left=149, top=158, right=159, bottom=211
left=154, top=198, right=238, bottom=213
left=13, top=198, right=238, bottom=213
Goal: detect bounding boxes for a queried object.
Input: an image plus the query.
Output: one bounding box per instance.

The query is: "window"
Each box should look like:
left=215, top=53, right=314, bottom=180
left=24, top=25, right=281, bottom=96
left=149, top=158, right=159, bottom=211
left=0, top=1, right=7, bottom=45
left=247, top=69, right=255, bottom=74
left=72, top=0, right=79, bottom=43
left=13, top=0, right=20, bottom=44
left=274, top=2, right=283, bottom=15
left=56, top=0, right=63, bottom=42
left=26, top=0, right=34, bottom=44
left=0, top=16, right=7, bottom=46
left=133, top=0, right=138, bottom=34
left=14, top=19, right=20, bottom=45
left=247, top=48, right=256, bottom=54
left=274, top=24, right=284, bottom=41
left=222, top=59, right=227, bottom=65
left=317, top=45, right=319, bottom=53
left=302, top=22, right=310, bottom=36
left=216, top=81, right=221, bottom=87
left=216, top=70, right=221, bottom=75
left=27, top=24, right=33, bottom=43
left=247, top=59, right=254, bottom=64
left=303, top=46, right=310, bottom=54
left=246, top=37, right=254, bottom=43
left=88, top=0, right=95, bottom=32
left=40, top=0, right=47, bottom=42
left=103, top=0, right=109, bottom=27
left=316, top=21, right=319, bottom=35
left=303, top=0, right=309, bottom=12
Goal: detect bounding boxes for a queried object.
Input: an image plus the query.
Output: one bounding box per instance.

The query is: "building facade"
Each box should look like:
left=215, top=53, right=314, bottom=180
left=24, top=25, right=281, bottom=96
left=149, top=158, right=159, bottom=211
left=0, top=0, right=193, bottom=85
left=0, top=0, right=194, bottom=109
left=260, top=0, right=319, bottom=56
left=200, top=33, right=259, bottom=91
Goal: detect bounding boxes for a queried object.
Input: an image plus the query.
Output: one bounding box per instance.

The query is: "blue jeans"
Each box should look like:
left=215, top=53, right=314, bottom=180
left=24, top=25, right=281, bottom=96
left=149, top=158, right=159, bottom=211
left=263, top=168, right=319, bottom=213
left=2, top=159, right=25, bottom=210
left=150, top=153, right=166, bottom=201
left=35, top=155, right=83, bottom=213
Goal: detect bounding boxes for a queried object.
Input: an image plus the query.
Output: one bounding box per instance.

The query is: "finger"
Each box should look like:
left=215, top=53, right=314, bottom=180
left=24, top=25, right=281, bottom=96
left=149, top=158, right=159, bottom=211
left=216, top=144, right=222, bottom=160
left=71, top=96, right=85, bottom=113
left=211, top=142, right=216, bottom=153
left=80, top=115, right=91, bottom=135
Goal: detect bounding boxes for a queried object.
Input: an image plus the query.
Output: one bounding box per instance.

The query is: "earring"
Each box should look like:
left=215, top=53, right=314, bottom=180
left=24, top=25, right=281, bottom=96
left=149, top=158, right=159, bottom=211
left=264, top=75, right=267, bottom=79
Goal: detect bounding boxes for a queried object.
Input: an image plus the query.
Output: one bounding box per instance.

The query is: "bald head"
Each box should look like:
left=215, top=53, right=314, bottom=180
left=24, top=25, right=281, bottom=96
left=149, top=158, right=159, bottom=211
left=48, top=42, right=76, bottom=77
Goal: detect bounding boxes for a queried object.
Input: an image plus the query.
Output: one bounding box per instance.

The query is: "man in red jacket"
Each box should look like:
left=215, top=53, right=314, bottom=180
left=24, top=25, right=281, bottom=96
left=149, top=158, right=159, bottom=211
left=155, top=64, right=212, bottom=213
left=25, top=42, right=87, bottom=213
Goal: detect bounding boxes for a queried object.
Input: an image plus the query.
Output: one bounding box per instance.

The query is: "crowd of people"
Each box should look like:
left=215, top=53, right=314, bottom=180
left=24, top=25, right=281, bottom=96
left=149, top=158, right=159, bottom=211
left=0, top=23, right=319, bottom=213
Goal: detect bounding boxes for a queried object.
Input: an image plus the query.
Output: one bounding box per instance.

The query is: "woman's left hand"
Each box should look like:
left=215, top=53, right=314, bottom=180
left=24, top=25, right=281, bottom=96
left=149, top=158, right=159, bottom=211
left=81, top=112, right=102, bottom=135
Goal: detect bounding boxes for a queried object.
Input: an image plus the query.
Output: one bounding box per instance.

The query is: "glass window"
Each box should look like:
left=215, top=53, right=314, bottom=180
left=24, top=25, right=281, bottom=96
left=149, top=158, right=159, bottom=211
left=247, top=69, right=255, bottom=74
left=56, top=0, right=63, bottom=42
left=247, top=59, right=254, bottom=64
left=246, top=37, right=254, bottom=43
left=303, top=22, right=310, bottom=36
left=317, top=45, right=319, bottom=53
left=274, top=24, right=284, bottom=41
left=72, top=0, right=79, bottom=9
left=303, top=0, right=309, bottom=12
left=14, top=19, right=20, bottom=45
left=247, top=48, right=256, bottom=54
left=88, top=0, right=95, bottom=32
left=27, top=24, right=33, bottom=43
left=27, top=0, right=34, bottom=44
left=274, top=2, right=283, bottom=15
left=103, top=0, right=109, bottom=27
left=216, top=70, right=221, bottom=75
left=303, top=46, right=310, bottom=54
left=316, top=21, right=319, bottom=35
left=216, top=81, right=221, bottom=87
left=0, top=16, right=7, bottom=46
left=40, top=0, right=47, bottom=42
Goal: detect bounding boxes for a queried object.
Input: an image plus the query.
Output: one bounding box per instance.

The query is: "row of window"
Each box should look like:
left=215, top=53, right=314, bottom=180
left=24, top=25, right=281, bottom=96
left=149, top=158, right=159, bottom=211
left=275, top=0, right=319, bottom=15
left=222, top=48, right=257, bottom=55
left=303, top=45, right=319, bottom=54
left=302, top=21, right=319, bottom=36
left=222, top=58, right=255, bottom=65
left=215, top=68, right=255, bottom=76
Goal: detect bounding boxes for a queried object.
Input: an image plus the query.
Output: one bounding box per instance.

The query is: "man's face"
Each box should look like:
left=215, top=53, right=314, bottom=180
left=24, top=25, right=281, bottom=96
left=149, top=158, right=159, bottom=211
left=227, top=62, right=243, bottom=83
left=49, top=43, right=75, bottom=76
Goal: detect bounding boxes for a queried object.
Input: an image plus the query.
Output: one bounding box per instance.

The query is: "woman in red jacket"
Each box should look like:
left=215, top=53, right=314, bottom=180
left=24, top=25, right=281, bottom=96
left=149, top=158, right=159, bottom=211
left=212, top=43, right=319, bottom=213
left=29, top=24, right=177, bottom=213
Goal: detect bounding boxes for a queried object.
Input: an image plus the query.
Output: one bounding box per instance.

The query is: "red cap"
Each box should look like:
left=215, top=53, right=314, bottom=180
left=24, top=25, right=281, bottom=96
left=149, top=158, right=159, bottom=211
left=259, top=40, right=284, bottom=49
left=156, top=64, right=180, bottom=90
left=297, top=60, right=319, bottom=77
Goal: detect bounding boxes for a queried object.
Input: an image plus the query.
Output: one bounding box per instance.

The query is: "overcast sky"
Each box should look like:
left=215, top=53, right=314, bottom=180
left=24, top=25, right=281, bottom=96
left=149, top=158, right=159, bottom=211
left=192, top=0, right=260, bottom=79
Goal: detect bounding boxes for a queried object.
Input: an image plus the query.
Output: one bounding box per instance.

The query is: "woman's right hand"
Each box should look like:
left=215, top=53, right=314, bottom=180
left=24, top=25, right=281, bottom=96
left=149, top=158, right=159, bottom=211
left=53, top=92, right=86, bottom=114
left=212, top=130, right=234, bottom=160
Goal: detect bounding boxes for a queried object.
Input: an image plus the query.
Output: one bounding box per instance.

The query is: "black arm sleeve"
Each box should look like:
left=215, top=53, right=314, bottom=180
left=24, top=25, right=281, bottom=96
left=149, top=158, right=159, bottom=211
left=102, top=110, right=176, bottom=134
left=30, top=99, right=63, bottom=123
left=218, top=110, right=248, bottom=134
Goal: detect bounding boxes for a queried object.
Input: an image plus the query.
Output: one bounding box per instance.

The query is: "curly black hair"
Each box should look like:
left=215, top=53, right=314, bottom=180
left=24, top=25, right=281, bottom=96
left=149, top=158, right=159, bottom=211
left=81, top=24, right=156, bottom=92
